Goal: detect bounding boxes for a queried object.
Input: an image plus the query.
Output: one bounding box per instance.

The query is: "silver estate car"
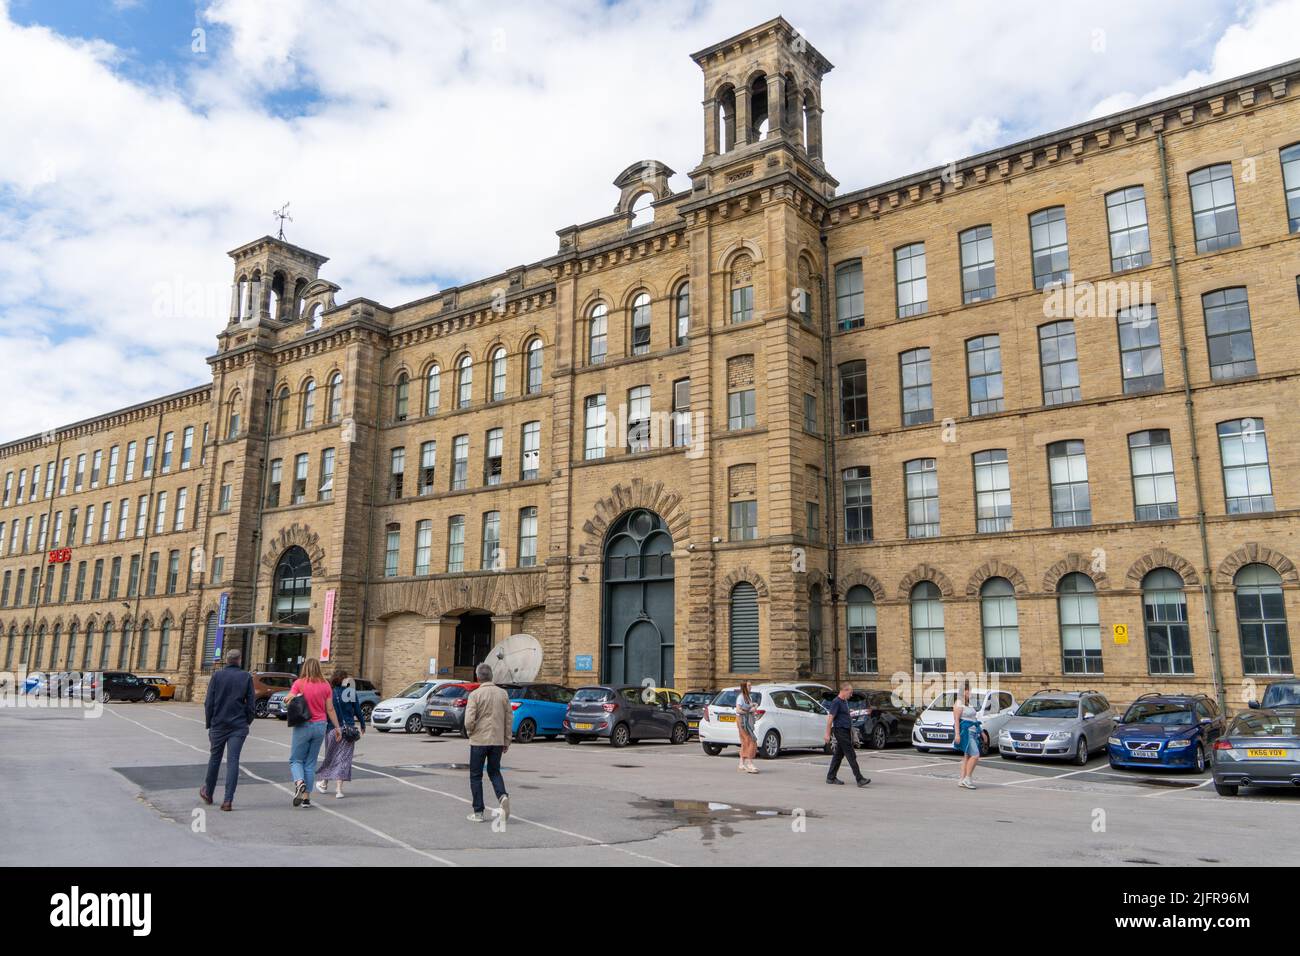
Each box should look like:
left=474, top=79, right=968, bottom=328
left=998, top=690, right=1116, bottom=765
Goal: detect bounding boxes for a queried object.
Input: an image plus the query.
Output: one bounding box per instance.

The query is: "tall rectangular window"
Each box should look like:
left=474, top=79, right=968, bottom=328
left=1218, top=418, right=1273, bottom=514
left=1105, top=186, right=1152, bottom=271
left=389, top=447, right=405, bottom=499
left=630, top=294, right=651, bottom=355
left=174, top=487, right=188, bottom=530
left=90, top=450, right=102, bottom=488
left=292, top=453, right=308, bottom=504
left=151, top=491, right=166, bottom=534
left=729, top=500, right=758, bottom=541
left=904, top=458, right=939, bottom=538
left=447, top=516, right=465, bottom=572
left=1039, top=320, right=1080, bottom=405
left=1030, top=206, right=1070, bottom=288
left=627, top=386, right=651, bottom=452
left=107, top=446, right=119, bottom=484
left=384, top=526, right=400, bottom=577
left=74, top=453, right=86, bottom=492
left=166, top=550, right=180, bottom=594
left=481, top=511, right=501, bottom=569
left=117, top=498, right=129, bottom=540
left=451, top=435, right=469, bottom=490
left=730, top=284, right=753, bottom=324
left=838, top=360, right=868, bottom=434
left=124, top=442, right=136, bottom=482
left=965, top=335, right=1003, bottom=415
left=145, top=552, right=159, bottom=595
left=672, top=379, right=691, bottom=448
left=974, top=449, right=1012, bottom=532
left=521, top=423, right=540, bottom=480
left=835, top=260, right=864, bottom=330
left=584, top=395, right=606, bottom=460
left=1129, top=429, right=1178, bottom=520
left=588, top=305, right=607, bottom=364
left=1283, top=143, right=1300, bottom=233
left=1203, top=287, right=1257, bottom=380
left=1117, top=304, right=1164, bottom=393
left=414, top=519, right=432, bottom=575
left=267, top=459, right=282, bottom=507
left=899, top=348, right=933, bottom=426
left=181, top=426, right=194, bottom=469
left=484, top=428, right=504, bottom=485
left=319, top=447, right=335, bottom=501
left=1189, top=163, right=1240, bottom=252
left=58, top=457, right=70, bottom=493
left=518, top=507, right=538, bottom=567
left=727, top=388, right=756, bottom=431
left=135, top=495, right=147, bottom=537
left=108, top=557, right=121, bottom=600
left=959, top=225, right=996, bottom=302
left=1048, top=440, right=1091, bottom=527
left=894, top=243, right=927, bottom=317
left=127, top=554, right=140, bottom=598
left=142, top=438, right=155, bottom=477
left=418, top=441, right=435, bottom=495
left=100, top=501, right=111, bottom=542
left=161, top=432, right=174, bottom=472
left=842, top=467, right=872, bottom=543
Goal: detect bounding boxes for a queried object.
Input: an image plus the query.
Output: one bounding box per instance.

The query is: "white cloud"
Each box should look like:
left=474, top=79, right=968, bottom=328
left=0, top=0, right=1294, bottom=439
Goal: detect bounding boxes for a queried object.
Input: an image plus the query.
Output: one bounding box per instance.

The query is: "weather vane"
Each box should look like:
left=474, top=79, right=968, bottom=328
left=272, top=202, right=293, bottom=240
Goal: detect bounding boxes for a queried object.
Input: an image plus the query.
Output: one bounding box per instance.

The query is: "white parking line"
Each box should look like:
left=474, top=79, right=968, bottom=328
left=107, top=707, right=458, bottom=866
left=1141, top=777, right=1215, bottom=798
left=150, top=706, right=678, bottom=867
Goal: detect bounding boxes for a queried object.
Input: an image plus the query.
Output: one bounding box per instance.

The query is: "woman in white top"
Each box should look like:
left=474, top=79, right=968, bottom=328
left=953, top=681, right=982, bottom=790
left=735, top=680, right=758, bottom=774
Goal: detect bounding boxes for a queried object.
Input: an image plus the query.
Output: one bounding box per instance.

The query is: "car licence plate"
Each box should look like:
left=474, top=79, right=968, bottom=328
left=1130, top=750, right=1158, bottom=758
left=429, top=710, right=445, bottom=717
left=1246, top=748, right=1287, bottom=759
left=688, top=720, right=699, bottom=727
left=574, top=722, right=594, bottom=730
left=925, top=731, right=948, bottom=740
left=1015, top=742, right=1043, bottom=751
left=719, top=714, right=736, bottom=723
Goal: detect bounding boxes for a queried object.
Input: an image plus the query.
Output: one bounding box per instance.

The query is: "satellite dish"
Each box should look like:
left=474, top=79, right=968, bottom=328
left=487, top=633, right=543, bottom=684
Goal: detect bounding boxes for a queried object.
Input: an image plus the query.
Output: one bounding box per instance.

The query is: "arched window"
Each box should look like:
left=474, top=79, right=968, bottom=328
left=136, top=621, right=151, bottom=669
left=673, top=282, right=690, bottom=346
left=808, top=585, right=823, bottom=672
left=490, top=347, right=507, bottom=402
left=81, top=623, right=94, bottom=670
left=4, top=625, right=15, bottom=669
left=910, top=581, right=944, bottom=673
left=456, top=355, right=473, bottom=409
left=202, top=611, right=218, bottom=672
left=716, top=84, right=736, bottom=154
left=98, top=623, right=112, bottom=669
left=525, top=339, right=544, bottom=395
left=307, top=302, right=323, bottom=330
left=226, top=391, right=242, bottom=440
left=326, top=372, right=343, bottom=423
left=1235, top=564, right=1292, bottom=675
left=394, top=372, right=410, bottom=422
left=631, top=192, right=654, bottom=228
left=750, top=74, right=769, bottom=141
left=34, top=624, right=45, bottom=669
left=301, top=379, right=316, bottom=428
left=1058, top=572, right=1102, bottom=674
left=118, top=621, right=131, bottom=669
left=846, top=585, right=877, bottom=674
left=630, top=292, right=651, bottom=355
left=273, top=387, right=290, bottom=433
left=588, top=303, right=608, bottom=364
left=20, top=625, right=31, bottom=666
left=274, top=546, right=312, bottom=626
left=65, top=623, right=77, bottom=669
left=156, top=618, right=172, bottom=670
left=49, top=624, right=61, bottom=670
left=425, top=363, right=441, bottom=415
left=980, top=578, right=1020, bottom=673
left=729, top=582, right=760, bottom=673
left=1143, top=568, right=1191, bottom=675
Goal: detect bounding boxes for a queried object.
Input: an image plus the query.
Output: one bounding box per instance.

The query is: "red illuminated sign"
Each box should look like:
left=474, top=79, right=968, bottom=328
left=47, top=548, right=72, bottom=564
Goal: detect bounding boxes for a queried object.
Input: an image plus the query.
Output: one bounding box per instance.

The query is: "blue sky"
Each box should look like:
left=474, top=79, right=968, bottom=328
left=1, top=0, right=1298, bottom=441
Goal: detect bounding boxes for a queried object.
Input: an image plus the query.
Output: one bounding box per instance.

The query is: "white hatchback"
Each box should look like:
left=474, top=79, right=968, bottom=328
left=698, top=684, right=834, bottom=759
left=371, top=679, right=464, bottom=734
left=911, top=689, right=1018, bottom=756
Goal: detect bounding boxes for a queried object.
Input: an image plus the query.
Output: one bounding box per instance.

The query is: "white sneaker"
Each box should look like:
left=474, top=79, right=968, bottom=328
left=466, top=811, right=486, bottom=823
left=315, top=781, right=327, bottom=793
left=960, top=778, right=977, bottom=790
left=498, top=794, right=510, bottom=823
left=334, top=791, right=344, bottom=799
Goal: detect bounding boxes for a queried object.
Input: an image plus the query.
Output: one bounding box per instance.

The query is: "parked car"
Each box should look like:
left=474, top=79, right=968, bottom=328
left=793, top=682, right=835, bottom=703
left=679, top=689, right=719, bottom=737
left=1211, top=708, right=1300, bottom=796
left=999, top=690, right=1116, bottom=765
left=800, top=685, right=878, bottom=749
left=98, top=672, right=159, bottom=703
left=252, top=671, right=298, bottom=718
left=421, top=682, right=481, bottom=736
left=373, top=679, right=462, bottom=734
left=504, top=682, right=576, bottom=742
left=351, top=678, right=381, bottom=720
left=138, top=676, right=176, bottom=700
left=1107, top=693, right=1226, bottom=772
left=1249, top=679, right=1300, bottom=711
left=563, top=684, right=689, bottom=747
left=856, top=689, right=921, bottom=749
left=911, top=688, right=1017, bottom=756
left=266, top=689, right=290, bottom=719
left=697, top=684, right=833, bottom=759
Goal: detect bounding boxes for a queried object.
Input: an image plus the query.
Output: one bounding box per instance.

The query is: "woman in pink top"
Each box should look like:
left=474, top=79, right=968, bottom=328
left=286, top=658, right=341, bottom=808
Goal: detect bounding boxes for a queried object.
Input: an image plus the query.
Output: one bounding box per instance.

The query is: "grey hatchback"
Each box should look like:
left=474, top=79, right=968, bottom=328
left=563, top=684, right=689, bottom=747
left=1211, top=708, right=1300, bottom=796
left=998, top=689, right=1116, bottom=764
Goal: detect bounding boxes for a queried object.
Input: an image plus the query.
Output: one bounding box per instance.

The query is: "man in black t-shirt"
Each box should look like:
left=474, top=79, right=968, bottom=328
left=824, top=683, right=870, bottom=787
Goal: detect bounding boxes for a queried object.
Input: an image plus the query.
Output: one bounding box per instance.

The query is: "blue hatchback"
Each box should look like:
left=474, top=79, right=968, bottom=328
left=1107, top=694, right=1226, bottom=772
left=503, top=682, right=576, bottom=743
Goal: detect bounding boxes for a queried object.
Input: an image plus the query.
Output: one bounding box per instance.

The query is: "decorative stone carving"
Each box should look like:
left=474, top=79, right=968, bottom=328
left=578, top=478, right=691, bottom=556
left=1215, top=543, right=1298, bottom=588
left=259, top=523, right=326, bottom=576
left=1125, top=548, right=1200, bottom=587
left=836, top=569, right=885, bottom=602
left=370, top=572, right=548, bottom=621
left=1042, top=553, right=1109, bottom=592
left=897, top=564, right=954, bottom=599
left=966, top=560, right=1030, bottom=596
left=718, top=566, right=769, bottom=599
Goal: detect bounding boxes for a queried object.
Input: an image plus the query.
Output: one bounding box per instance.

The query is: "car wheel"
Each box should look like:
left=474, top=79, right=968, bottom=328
left=610, top=723, right=631, bottom=748
left=1073, top=737, right=1089, bottom=766
left=142, top=689, right=158, bottom=703
left=361, top=703, right=375, bottom=720
left=565, top=734, right=583, bottom=745
left=760, top=729, right=781, bottom=760
left=1194, top=745, right=1207, bottom=773
left=871, top=725, right=888, bottom=750
left=979, top=732, right=991, bottom=757
left=404, top=715, right=423, bottom=734
left=702, top=742, right=724, bottom=756
left=255, top=699, right=269, bottom=718
left=516, top=718, right=537, bottom=743
left=1213, top=781, right=1238, bottom=797
left=670, top=722, right=688, bottom=745
left=102, top=690, right=112, bottom=703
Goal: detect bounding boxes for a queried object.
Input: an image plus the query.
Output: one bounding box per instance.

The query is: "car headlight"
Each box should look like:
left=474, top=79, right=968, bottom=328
left=998, top=730, right=1011, bottom=740
left=1107, top=736, right=1121, bottom=746
left=1168, top=739, right=1192, bottom=748
left=1047, top=732, right=1071, bottom=742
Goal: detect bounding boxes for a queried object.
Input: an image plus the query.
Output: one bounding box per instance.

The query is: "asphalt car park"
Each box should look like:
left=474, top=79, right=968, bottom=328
left=2, top=700, right=1295, bottom=867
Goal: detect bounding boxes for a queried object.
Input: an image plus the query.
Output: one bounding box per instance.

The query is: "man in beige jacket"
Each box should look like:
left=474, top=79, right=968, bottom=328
left=464, top=663, right=512, bottom=824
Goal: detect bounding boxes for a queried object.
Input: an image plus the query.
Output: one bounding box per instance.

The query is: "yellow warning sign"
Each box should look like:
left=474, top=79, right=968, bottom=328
left=1112, top=623, right=1130, bottom=645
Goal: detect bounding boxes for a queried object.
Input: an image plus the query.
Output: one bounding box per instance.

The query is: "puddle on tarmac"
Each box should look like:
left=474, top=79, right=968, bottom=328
left=630, top=798, right=819, bottom=842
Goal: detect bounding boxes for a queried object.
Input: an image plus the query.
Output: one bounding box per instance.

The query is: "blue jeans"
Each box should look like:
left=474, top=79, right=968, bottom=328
left=205, top=726, right=248, bottom=804
left=469, top=745, right=508, bottom=813
left=290, top=721, right=327, bottom=794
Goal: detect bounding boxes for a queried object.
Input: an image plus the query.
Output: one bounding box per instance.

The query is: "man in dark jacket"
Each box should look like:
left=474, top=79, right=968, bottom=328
left=200, top=648, right=256, bottom=811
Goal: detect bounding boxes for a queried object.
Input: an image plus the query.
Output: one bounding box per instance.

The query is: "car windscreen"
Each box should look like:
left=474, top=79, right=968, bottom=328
left=1229, top=712, right=1299, bottom=737
left=397, top=682, right=433, bottom=699
left=572, top=688, right=613, bottom=703
left=1016, top=698, right=1079, bottom=719
left=926, top=691, right=985, bottom=712
left=1123, top=701, right=1195, bottom=724
left=681, top=693, right=712, bottom=707
left=712, top=690, right=758, bottom=708
left=503, top=685, right=528, bottom=700
left=1262, top=684, right=1300, bottom=708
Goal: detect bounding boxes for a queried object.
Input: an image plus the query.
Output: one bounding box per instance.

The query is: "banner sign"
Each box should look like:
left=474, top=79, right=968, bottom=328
left=214, top=591, right=229, bottom=662
left=320, top=588, right=337, bottom=662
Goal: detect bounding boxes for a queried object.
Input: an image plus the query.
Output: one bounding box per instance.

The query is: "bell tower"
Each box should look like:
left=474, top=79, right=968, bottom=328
left=224, top=235, right=329, bottom=333
left=690, top=17, right=836, bottom=197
